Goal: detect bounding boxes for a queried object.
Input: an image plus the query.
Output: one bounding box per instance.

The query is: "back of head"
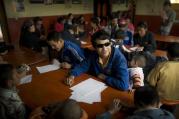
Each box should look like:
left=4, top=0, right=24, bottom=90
left=137, top=21, right=148, bottom=29
left=52, top=99, right=82, bottom=119
left=91, top=17, right=100, bottom=26
left=167, top=43, right=179, bottom=59
left=0, top=64, right=13, bottom=88
left=134, top=86, right=160, bottom=108
left=91, top=30, right=110, bottom=48
left=33, top=17, right=42, bottom=24
left=114, top=29, right=126, bottom=39
left=129, top=52, right=146, bottom=68
left=163, top=0, right=171, bottom=7
left=47, top=32, right=63, bottom=42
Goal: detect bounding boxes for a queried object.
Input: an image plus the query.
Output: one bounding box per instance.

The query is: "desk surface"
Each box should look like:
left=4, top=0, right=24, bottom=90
left=2, top=47, right=47, bottom=66
left=18, top=62, right=134, bottom=119
left=154, top=34, right=179, bottom=43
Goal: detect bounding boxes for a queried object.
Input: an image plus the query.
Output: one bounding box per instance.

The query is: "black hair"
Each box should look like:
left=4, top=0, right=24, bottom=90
left=129, top=51, right=146, bottom=68
left=91, top=30, right=110, bottom=48
left=57, top=16, right=64, bottom=23
left=167, top=43, right=179, bottom=58
left=114, top=29, right=126, bottom=39
left=52, top=99, right=82, bottom=119
left=67, top=13, right=73, bottom=18
left=33, top=17, right=42, bottom=24
left=137, top=21, right=148, bottom=29
left=134, top=86, right=160, bottom=108
left=0, top=64, right=14, bottom=88
left=163, top=1, right=171, bottom=6
left=91, top=17, right=100, bottom=26
left=47, top=32, right=63, bottom=42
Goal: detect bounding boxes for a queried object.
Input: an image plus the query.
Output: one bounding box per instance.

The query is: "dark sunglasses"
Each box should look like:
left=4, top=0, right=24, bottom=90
left=95, top=42, right=111, bottom=48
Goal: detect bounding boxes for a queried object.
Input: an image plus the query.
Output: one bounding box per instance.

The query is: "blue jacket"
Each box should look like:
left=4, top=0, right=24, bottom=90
left=57, top=41, right=85, bottom=68
left=70, top=47, right=129, bottom=90
left=123, top=30, right=133, bottom=46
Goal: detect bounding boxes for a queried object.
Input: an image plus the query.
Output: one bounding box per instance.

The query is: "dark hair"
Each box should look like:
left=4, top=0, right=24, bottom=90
left=33, top=17, right=42, bottom=24
left=47, top=32, right=63, bottom=42
left=129, top=51, right=146, bottom=68
left=91, top=30, right=110, bottom=48
left=0, top=64, right=14, bottom=88
left=134, top=86, right=160, bottom=108
left=137, top=21, right=148, bottom=29
left=52, top=99, right=82, bottom=119
left=163, top=1, right=171, bottom=6
left=67, top=13, right=73, bottom=18
left=167, top=43, right=179, bottom=58
left=91, top=17, right=100, bottom=26
left=114, top=29, right=126, bottom=39
left=57, top=16, right=64, bottom=23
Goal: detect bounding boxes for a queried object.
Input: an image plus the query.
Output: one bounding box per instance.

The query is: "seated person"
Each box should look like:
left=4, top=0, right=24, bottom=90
left=0, top=64, right=26, bottom=119
left=97, top=86, right=175, bottom=119
left=29, top=99, right=88, bottom=119
left=147, top=43, right=179, bottom=102
left=55, top=16, right=65, bottom=33
left=20, top=19, right=41, bottom=51
left=128, top=52, right=146, bottom=89
left=104, top=15, right=119, bottom=39
left=66, top=30, right=129, bottom=90
left=89, top=17, right=101, bottom=36
left=126, top=18, right=135, bottom=35
left=118, top=19, right=133, bottom=46
left=133, top=21, right=156, bottom=53
left=47, top=32, right=85, bottom=69
left=33, top=17, right=46, bottom=40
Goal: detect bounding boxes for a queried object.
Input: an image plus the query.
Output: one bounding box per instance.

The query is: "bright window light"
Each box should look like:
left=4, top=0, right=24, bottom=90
left=171, top=0, right=179, bottom=3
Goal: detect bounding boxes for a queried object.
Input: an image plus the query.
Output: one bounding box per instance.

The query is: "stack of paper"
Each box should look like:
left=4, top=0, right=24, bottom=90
left=69, top=78, right=107, bottom=104
left=20, top=74, right=32, bottom=85
left=36, top=64, right=60, bottom=74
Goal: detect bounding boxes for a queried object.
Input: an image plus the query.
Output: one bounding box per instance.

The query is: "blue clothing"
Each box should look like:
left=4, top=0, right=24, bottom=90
left=57, top=41, right=85, bottom=68
left=123, top=30, right=133, bottom=46
left=70, top=47, right=129, bottom=90
left=96, top=109, right=174, bottom=119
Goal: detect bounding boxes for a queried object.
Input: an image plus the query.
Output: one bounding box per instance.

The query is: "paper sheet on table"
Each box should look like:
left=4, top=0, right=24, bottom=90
left=36, top=64, right=60, bottom=73
left=70, top=78, right=107, bottom=104
left=20, top=75, right=32, bottom=84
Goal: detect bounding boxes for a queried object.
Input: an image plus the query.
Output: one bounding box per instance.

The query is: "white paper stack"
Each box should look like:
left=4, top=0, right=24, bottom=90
left=20, top=74, right=32, bottom=85
left=69, top=78, right=107, bottom=104
left=36, top=64, right=60, bottom=74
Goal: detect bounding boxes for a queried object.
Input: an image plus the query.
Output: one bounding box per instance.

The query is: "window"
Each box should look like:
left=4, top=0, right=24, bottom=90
left=171, top=0, right=179, bottom=3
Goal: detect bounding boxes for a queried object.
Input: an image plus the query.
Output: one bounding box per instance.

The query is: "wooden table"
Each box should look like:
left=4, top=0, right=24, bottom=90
left=154, top=34, right=179, bottom=43
left=2, top=47, right=47, bottom=66
left=18, top=62, right=134, bottom=119
left=153, top=50, right=167, bottom=57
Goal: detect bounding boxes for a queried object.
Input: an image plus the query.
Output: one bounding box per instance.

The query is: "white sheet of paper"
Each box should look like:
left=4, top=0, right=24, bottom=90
left=69, top=78, right=107, bottom=104
left=36, top=64, right=60, bottom=73
left=20, top=75, right=32, bottom=84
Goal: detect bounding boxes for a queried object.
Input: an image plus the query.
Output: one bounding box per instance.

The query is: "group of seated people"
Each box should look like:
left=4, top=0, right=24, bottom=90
left=0, top=12, right=179, bottom=119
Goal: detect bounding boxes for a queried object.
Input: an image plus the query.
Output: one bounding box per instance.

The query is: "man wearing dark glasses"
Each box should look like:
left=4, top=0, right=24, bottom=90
left=66, top=30, right=129, bottom=90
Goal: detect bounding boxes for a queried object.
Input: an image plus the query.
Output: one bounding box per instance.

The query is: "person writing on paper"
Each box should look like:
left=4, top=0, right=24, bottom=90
left=0, top=64, right=27, bottom=119
left=66, top=30, right=129, bottom=90
left=47, top=32, right=85, bottom=69
left=133, top=21, right=156, bottom=53
left=29, top=99, right=88, bottom=119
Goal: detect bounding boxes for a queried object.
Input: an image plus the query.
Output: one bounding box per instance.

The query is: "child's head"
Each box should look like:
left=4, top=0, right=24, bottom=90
left=134, top=86, right=160, bottom=109
left=114, top=29, right=126, bottom=42
left=129, top=52, right=146, bottom=68
left=49, top=99, right=88, bottom=119
left=167, top=43, right=179, bottom=60
left=47, top=32, right=64, bottom=51
left=137, top=21, right=148, bottom=37
left=0, top=64, right=20, bottom=89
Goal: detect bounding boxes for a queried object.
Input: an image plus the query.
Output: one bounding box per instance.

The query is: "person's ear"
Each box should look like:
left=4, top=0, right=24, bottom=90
left=80, top=110, right=88, bottom=119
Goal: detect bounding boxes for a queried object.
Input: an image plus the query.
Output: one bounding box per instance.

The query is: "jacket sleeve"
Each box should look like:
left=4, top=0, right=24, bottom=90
left=105, top=54, right=129, bottom=91
left=96, top=112, right=112, bottom=119
left=70, top=58, right=90, bottom=77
